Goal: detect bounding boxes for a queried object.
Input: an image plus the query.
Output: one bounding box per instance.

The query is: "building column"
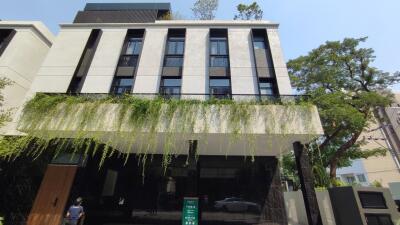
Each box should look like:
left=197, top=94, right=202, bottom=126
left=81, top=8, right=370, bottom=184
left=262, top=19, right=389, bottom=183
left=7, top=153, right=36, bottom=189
left=186, top=140, right=198, bottom=197
left=261, top=157, right=288, bottom=225
left=293, top=141, right=322, bottom=225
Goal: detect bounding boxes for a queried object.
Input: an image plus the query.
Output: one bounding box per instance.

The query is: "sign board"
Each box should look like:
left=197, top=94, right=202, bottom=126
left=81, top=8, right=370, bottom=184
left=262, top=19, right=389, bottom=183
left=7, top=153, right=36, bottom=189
left=182, top=197, right=199, bottom=225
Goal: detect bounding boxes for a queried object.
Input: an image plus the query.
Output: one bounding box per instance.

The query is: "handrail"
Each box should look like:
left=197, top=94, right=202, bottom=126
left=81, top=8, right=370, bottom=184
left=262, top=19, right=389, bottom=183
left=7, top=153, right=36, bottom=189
left=38, top=92, right=310, bottom=103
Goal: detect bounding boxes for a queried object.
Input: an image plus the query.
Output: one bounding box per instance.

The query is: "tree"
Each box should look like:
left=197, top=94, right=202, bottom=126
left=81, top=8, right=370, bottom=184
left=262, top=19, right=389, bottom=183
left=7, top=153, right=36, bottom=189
left=159, top=11, right=186, bottom=20
left=191, top=0, right=218, bottom=20
left=287, top=37, right=400, bottom=183
left=234, top=2, right=263, bottom=20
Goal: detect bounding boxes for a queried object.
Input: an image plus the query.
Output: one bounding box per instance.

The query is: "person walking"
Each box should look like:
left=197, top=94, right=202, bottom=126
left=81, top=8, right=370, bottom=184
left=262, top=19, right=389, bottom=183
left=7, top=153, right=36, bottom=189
left=65, top=197, right=84, bottom=225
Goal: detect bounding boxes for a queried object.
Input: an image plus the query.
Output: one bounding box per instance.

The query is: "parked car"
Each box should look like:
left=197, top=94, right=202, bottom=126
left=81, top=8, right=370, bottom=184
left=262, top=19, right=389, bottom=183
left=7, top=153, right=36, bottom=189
left=214, top=197, right=261, bottom=213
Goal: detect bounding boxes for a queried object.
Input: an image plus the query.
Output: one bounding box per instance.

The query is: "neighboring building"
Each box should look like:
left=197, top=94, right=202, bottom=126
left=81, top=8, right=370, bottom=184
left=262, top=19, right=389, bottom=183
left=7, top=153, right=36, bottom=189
left=0, top=21, right=54, bottom=135
left=9, top=3, right=324, bottom=225
left=337, top=94, right=400, bottom=190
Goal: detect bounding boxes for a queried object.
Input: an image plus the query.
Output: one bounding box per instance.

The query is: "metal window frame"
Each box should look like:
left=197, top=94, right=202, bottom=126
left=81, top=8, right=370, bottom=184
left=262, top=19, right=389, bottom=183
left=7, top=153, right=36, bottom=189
left=110, top=29, right=145, bottom=94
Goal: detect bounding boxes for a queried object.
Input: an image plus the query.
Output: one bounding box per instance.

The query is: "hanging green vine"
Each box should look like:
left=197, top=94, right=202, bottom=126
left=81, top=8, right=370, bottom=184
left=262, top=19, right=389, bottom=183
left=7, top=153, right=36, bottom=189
left=0, top=93, right=318, bottom=171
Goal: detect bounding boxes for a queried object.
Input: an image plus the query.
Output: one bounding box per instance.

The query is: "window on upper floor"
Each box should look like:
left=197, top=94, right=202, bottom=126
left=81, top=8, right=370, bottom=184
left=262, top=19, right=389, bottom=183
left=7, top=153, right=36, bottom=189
left=68, top=29, right=102, bottom=93
left=259, top=78, right=277, bottom=96
left=357, top=174, right=367, bottom=183
left=0, top=29, right=16, bottom=57
left=209, top=29, right=229, bottom=69
left=209, top=78, right=231, bottom=99
left=164, top=29, right=185, bottom=69
left=210, top=37, right=229, bottom=68
left=253, top=36, right=266, bottom=49
left=160, top=77, right=181, bottom=99
left=110, top=77, right=134, bottom=95
left=111, top=29, right=144, bottom=95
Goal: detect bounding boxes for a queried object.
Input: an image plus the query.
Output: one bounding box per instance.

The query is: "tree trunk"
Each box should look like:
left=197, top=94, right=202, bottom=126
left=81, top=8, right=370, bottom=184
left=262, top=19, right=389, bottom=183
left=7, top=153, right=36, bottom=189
left=327, top=130, right=363, bottom=181
left=329, top=160, right=338, bottom=181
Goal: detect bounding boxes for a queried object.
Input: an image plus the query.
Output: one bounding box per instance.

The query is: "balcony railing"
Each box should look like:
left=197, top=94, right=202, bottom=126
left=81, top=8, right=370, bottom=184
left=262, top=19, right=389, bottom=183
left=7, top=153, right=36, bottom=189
left=39, top=92, right=310, bottom=104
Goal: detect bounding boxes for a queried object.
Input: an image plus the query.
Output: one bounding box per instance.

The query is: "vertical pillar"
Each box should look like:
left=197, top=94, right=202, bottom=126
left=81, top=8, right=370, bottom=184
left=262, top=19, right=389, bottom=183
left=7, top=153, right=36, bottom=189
left=186, top=140, right=198, bottom=197
left=293, top=141, right=322, bottom=225
left=262, top=157, right=288, bottom=225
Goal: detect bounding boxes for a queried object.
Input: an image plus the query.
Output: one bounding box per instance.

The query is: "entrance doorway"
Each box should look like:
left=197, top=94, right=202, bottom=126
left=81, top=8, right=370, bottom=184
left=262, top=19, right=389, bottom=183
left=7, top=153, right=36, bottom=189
left=73, top=154, right=275, bottom=225
left=27, top=165, right=77, bottom=225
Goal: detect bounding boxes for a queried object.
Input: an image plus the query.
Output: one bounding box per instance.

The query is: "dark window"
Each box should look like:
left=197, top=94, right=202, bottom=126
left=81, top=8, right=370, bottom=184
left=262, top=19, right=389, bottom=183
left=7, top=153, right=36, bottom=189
left=210, top=37, right=229, bottom=68
left=210, top=56, right=229, bottom=67
left=210, top=78, right=231, bottom=99
left=111, top=30, right=144, bottom=94
left=118, top=55, right=138, bottom=67
left=0, top=29, right=15, bottom=57
left=68, top=29, right=102, bottom=93
left=359, top=192, right=388, bottom=209
left=164, top=57, right=184, bottom=67
left=167, top=37, right=185, bottom=55
left=111, top=77, right=133, bottom=95
left=253, top=37, right=266, bottom=49
left=259, top=79, right=277, bottom=97
left=365, top=214, right=394, bottom=225
left=164, top=36, right=185, bottom=68
left=125, top=38, right=142, bottom=55
left=160, top=78, right=181, bottom=99
left=210, top=38, right=227, bottom=55
left=357, top=174, right=367, bottom=183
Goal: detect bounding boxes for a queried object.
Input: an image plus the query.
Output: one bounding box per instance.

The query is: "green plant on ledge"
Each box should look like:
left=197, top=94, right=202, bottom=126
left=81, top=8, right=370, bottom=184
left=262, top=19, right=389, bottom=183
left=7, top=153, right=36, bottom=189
left=1, top=93, right=316, bottom=172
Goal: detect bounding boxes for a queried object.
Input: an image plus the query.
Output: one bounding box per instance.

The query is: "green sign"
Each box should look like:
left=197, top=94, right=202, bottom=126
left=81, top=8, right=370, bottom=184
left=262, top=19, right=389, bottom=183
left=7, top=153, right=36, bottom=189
left=182, top=197, right=199, bottom=225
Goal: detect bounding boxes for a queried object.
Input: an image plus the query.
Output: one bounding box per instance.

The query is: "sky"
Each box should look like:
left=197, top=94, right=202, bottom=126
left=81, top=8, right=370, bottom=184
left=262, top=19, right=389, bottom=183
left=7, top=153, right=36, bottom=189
left=1, top=0, right=399, bottom=90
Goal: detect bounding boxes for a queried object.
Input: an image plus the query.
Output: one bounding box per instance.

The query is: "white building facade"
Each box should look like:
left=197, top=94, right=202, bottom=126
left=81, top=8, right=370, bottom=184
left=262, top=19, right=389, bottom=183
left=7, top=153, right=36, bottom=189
left=8, top=3, right=325, bottom=225
left=0, top=21, right=54, bottom=135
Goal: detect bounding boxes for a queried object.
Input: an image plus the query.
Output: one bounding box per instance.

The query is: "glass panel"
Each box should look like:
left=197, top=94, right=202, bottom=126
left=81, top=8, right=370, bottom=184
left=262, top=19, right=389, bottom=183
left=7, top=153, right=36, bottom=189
left=210, top=87, right=231, bottom=99
left=357, top=174, right=367, bottom=182
left=259, top=82, right=273, bottom=88
left=133, top=41, right=142, bottom=55
left=165, top=57, right=183, bottom=67
left=210, top=79, right=230, bottom=87
left=117, top=78, right=133, bottom=86
left=112, top=78, right=133, bottom=94
left=167, top=40, right=184, bottom=55
left=254, top=41, right=266, bottom=49
left=359, top=192, right=387, bottom=209
left=167, top=41, right=177, bottom=55
left=218, top=41, right=227, bottom=55
left=126, top=41, right=135, bottom=55
left=379, top=215, right=394, bottom=225
left=210, top=56, right=228, bottom=67
left=366, top=215, right=380, bottom=225
left=162, top=79, right=182, bottom=87
left=211, top=41, right=218, bottom=55
left=176, top=41, right=184, bottom=55
left=260, top=88, right=274, bottom=95
left=126, top=40, right=142, bottom=55
left=119, top=55, right=138, bottom=67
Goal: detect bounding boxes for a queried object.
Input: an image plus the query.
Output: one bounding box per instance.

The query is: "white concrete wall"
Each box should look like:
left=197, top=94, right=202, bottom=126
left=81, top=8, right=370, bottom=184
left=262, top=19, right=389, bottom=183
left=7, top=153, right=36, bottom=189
left=228, top=28, right=259, bottom=101
left=81, top=29, right=127, bottom=93
left=31, top=28, right=91, bottom=93
left=26, top=23, right=293, bottom=99
left=0, top=22, right=54, bottom=135
left=181, top=28, right=209, bottom=100
left=132, top=28, right=167, bottom=94
left=267, top=28, right=293, bottom=95
left=284, top=191, right=336, bottom=225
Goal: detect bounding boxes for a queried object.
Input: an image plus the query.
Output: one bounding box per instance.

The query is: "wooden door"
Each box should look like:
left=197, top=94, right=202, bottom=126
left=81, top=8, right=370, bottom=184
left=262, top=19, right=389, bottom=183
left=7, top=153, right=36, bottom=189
left=27, top=165, right=77, bottom=225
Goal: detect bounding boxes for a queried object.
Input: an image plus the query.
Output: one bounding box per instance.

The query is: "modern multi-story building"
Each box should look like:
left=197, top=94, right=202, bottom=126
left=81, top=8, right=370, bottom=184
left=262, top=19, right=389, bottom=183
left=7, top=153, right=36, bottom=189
left=0, top=21, right=54, bottom=135
left=6, top=3, right=325, bottom=225
left=336, top=94, right=400, bottom=190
